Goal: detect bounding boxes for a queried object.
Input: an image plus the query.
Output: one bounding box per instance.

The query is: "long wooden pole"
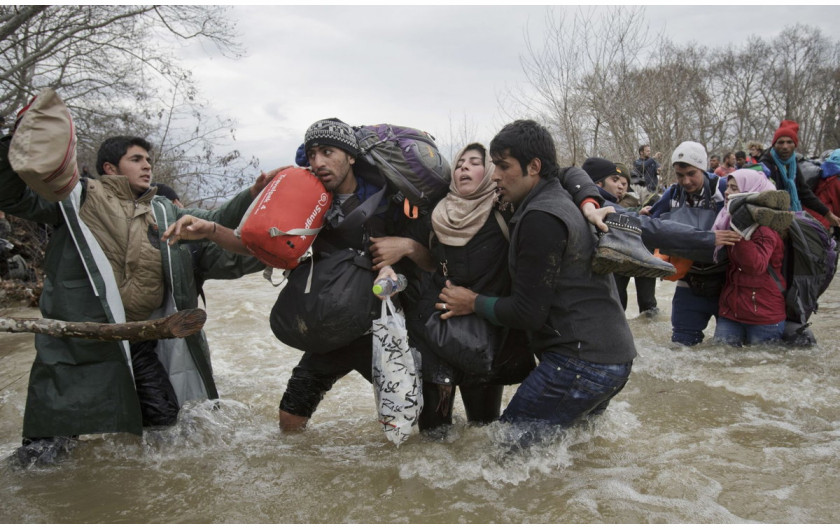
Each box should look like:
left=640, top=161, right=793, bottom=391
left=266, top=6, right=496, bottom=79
left=0, top=308, right=207, bottom=341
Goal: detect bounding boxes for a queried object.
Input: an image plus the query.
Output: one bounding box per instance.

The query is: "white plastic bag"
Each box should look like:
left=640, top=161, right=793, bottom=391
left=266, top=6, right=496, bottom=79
left=371, top=298, right=423, bottom=446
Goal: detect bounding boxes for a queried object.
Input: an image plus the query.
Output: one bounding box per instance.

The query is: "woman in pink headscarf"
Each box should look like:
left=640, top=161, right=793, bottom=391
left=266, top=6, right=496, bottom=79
left=712, top=169, right=787, bottom=346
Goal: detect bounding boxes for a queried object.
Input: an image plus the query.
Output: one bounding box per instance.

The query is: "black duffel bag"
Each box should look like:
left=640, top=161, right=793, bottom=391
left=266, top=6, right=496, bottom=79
left=270, top=248, right=378, bottom=354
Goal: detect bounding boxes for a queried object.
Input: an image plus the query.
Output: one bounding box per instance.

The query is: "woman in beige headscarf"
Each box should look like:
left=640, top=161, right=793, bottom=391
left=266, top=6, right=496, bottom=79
left=396, top=143, right=533, bottom=434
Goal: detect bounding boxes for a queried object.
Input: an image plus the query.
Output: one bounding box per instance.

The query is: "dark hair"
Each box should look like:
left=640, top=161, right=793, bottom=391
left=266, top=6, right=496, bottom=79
left=489, top=120, right=557, bottom=178
left=462, top=142, right=486, bottom=160
left=723, top=151, right=734, bottom=160
left=709, top=154, right=720, bottom=161
left=735, top=150, right=747, bottom=159
left=638, top=144, right=649, bottom=155
left=96, top=136, right=152, bottom=176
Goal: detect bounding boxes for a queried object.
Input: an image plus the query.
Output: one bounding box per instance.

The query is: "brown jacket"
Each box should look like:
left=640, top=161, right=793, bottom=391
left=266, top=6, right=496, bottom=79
left=79, top=175, right=163, bottom=321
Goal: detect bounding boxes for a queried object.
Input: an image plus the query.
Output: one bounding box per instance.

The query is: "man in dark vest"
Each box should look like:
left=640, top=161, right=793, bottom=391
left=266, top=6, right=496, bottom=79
left=438, top=120, right=636, bottom=447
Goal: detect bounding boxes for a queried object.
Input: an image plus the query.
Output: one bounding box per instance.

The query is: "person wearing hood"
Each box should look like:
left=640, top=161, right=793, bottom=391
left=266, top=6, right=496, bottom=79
left=759, top=120, right=840, bottom=227
left=712, top=169, right=787, bottom=346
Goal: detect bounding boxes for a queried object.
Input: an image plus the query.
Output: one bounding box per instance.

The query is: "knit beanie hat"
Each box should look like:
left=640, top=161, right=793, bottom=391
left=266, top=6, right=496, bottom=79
left=304, top=118, right=359, bottom=158
left=614, top=162, right=632, bottom=185
left=582, top=157, right=622, bottom=184
left=671, top=141, right=708, bottom=172
left=772, top=119, right=799, bottom=147
left=828, top=149, right=840, bottom=165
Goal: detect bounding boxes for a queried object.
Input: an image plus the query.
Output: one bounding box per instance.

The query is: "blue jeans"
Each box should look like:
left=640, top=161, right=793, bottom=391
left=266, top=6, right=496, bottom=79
left=499, top=352, right=632, bottom=445
left=671, top=285, right=719, bottom=346
left=713, top=316, right=785, bottom=347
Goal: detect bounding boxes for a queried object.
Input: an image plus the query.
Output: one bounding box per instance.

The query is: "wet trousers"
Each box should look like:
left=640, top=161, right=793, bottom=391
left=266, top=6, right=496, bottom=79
left=279, top=334, right=373, bottom=418
left=419, top=382, right=504, bottom=431
left=130, top=340, right=179, bottom=427
left=713, top=317, right=785, bottom=346
left=500, top=352, right=632, bottom=431
left=671, top=285, right=719, bottom=346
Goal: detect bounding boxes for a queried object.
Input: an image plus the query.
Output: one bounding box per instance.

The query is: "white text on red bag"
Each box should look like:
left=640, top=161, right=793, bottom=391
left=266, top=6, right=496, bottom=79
left=237, top=167, right=332, bottom=269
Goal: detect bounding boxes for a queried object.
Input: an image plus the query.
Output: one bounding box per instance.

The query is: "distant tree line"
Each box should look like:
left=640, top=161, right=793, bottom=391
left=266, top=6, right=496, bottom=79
left=503, top=6, right=840, bottom=185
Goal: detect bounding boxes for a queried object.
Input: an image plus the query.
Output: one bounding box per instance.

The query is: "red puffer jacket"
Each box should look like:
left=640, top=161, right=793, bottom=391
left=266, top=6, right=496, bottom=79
left=718, top=226, right=786, bottom=324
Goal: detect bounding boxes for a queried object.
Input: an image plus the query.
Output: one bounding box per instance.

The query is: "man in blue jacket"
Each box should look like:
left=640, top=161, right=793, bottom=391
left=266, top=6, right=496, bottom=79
left=642, top=141, right=730, bottom=346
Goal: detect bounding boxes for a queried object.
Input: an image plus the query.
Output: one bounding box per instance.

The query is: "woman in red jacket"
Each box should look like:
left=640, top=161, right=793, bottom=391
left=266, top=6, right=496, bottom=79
left=712, top=169, right=787, bottom=346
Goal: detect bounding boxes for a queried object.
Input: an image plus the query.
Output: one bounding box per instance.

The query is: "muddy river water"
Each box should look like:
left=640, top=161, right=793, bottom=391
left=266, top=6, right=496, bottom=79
left=1, top=273, right=838, bottom=523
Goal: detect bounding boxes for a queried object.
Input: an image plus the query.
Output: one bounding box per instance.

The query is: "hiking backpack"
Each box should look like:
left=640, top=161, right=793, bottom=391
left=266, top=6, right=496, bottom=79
left=799, top=156, right=823, bottom=191
left=352, top=124, right=451, bottom=218
left=770, top=211, right=839, bottom=333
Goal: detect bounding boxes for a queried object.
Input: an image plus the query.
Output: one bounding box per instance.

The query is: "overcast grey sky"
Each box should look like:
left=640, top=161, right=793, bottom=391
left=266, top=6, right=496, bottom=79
left=175, top=5, right=839, bottom=172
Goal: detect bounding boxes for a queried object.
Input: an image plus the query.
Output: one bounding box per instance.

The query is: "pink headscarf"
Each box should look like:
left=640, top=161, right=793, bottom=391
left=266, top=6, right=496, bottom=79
left=711, top=168, right=777, bottom=262
left=712, top=169, right=777, bottom=232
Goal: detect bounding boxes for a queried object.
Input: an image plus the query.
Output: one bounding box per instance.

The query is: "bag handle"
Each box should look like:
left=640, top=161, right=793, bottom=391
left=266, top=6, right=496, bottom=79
left=268, top=226, right=322, bottom=237
left=381, top=297, right=397, bottom=319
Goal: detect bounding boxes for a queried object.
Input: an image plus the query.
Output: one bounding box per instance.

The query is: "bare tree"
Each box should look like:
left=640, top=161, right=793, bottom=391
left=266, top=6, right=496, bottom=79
left=511, top=7, right=840, bottom=187
left=1, top=5, right=253, bottom=202
left=440, top=111, right=479, bottom=163
left=509, top=6, right=660, bottom=166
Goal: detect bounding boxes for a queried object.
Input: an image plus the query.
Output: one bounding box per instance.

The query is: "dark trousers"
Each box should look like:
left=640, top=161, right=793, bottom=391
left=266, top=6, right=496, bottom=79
left=279, top=334, right=374, bottom=418
left=419, top=382, right=504, bottom=432
left=614, top=274, right=658, bottom=312
left=130, top=340, right=180, bottom=427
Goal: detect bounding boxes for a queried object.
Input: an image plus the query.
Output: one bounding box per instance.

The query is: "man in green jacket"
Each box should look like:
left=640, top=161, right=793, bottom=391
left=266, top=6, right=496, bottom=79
left=0, top=134, right=271, bottom=465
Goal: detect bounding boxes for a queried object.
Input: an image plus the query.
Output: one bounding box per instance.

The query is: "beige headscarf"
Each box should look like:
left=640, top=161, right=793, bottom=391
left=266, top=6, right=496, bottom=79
left=431, top=143, right=497, bottom=246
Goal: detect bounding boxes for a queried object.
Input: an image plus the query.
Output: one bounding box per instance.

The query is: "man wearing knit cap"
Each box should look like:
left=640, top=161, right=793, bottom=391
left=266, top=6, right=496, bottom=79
left=276, top=117, right=434, bottom=433
left=758, top=119, right=840, bottom=226
left=302, top=118, right=361, bottom=195
left=643, top=141, right=734, bottom=346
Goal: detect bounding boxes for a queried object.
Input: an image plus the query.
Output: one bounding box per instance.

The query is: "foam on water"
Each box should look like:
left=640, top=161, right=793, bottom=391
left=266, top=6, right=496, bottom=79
left=2, top=274, right=840, bottom=522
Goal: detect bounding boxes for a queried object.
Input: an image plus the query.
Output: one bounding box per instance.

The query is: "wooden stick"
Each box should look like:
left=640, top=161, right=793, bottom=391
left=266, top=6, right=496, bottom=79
left=0, top=308, right=207, bottom=341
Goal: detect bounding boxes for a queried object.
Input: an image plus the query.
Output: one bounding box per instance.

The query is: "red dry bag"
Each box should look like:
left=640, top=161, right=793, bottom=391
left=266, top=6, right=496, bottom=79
left=237, top=167, right=332, bottom=269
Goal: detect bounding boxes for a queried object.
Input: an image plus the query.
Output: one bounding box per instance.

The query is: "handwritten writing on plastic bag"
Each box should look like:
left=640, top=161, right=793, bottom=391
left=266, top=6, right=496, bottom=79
left=371, top=299, right=423, bottom=446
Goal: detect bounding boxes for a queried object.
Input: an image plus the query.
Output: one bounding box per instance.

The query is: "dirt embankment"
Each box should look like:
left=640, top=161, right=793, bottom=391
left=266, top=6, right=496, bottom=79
left=0, top=215, right=46, bottom=309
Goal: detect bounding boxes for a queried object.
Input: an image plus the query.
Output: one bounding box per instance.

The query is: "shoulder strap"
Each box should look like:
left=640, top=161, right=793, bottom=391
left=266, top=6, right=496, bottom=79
left=494, top=210, right=510, bottom=242
left=333, top=184, right=388, bottom=234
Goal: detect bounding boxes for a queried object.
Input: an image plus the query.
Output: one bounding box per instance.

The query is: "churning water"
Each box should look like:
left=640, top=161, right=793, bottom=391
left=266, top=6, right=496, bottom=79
left=1, top=273, right=839, bottom=523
